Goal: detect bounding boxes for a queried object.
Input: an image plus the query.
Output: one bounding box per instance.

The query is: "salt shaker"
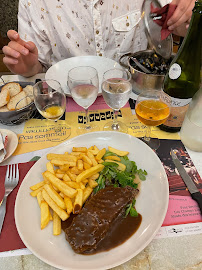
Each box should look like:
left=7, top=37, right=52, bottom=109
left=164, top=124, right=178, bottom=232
left=180, top=87, right=202, bottom=152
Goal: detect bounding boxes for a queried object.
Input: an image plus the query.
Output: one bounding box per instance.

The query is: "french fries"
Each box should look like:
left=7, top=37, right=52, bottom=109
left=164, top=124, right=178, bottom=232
left=40, top=201, right=51, bottom=229
left=46, top=162, right=55, bottom=174
left=30, top=186, right=44, bottom=197
left=72, top=147, right=87, bottom=152
left=42, top=189, right=69, bottom=221
left=43, top=184, right=66, bottom=209
left=88, top=179, right=98, bottom=188
left=104, top=159, right=126, bottom=171
left=53, top=211, right=61, bottom=236
left=104, top=155, right=121, bottom=161
left=64, top=196, right=73, bottom=215
left=37, top=191, right=43, bottom=206
left=83, top=186, right=93, bottom=204
left=95, top=148, right=106, bottom=161
left=44, top=171, right=77, bottom=198
left=108, top=146, right=129, bottom=156
left=30, top=181, right=45, bottom=191
left=30, top=144, right=130, bottom=237
left=73, top=189, right=83, bottom=214
left=76, top=164, right=104, bottom=182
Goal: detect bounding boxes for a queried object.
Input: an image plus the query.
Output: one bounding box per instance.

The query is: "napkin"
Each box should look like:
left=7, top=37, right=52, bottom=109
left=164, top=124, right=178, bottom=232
left=0, top=132, right=7, bottom=163
left=0, top=161, right=36, bottom=252
left=150, top=3, right=177, bottom=40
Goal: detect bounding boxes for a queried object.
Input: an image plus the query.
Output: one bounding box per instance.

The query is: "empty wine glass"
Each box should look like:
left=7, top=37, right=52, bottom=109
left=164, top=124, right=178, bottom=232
left=102, top=68, right=132, bottom=133
left=68, top=66, right=99, bottom=133
left=33, top=79, right=71, bottom=142
left=135, top=89, right=171, bottom=150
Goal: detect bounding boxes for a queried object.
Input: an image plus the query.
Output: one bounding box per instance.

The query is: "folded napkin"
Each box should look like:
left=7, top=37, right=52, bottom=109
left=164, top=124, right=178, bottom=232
left=0, top=132, right=8, bottom=163
left=0, top=161, right=36, bottom=252
left=150, top=3, right=177, bottom=40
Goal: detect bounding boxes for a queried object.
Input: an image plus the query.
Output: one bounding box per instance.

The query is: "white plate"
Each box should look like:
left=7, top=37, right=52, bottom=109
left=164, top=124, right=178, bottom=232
left=0, top=129, right=18, bottom=163
left=15, top=132, right=169, bottom=270
left=45, top=56, right=122, bottom=96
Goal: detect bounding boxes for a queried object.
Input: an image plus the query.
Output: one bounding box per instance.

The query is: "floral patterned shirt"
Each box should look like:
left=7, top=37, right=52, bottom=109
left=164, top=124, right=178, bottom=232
left=18, top=0, right=170, bottom=68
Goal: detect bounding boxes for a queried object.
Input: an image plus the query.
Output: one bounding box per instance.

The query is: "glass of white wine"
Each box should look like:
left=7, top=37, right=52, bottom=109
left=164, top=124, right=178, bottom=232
left=102, top=68, right=132, bottom=133
left=33, top=79, right=71, bottom=142
left=68, top=66, right=99, bottom=133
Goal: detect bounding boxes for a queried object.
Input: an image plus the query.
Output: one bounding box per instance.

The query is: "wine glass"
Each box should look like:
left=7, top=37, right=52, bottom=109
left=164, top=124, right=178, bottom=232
left=68, top=66, right=99, bottom=133
left=33, top=79, right=71, bottom=142
left=102, top=68, right=132, bottom=133
left=135, top=89, right=171, bottom=150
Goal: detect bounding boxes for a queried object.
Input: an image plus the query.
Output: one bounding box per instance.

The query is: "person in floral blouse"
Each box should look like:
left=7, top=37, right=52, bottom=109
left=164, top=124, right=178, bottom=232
left=2, top=0, right=196, bottom=77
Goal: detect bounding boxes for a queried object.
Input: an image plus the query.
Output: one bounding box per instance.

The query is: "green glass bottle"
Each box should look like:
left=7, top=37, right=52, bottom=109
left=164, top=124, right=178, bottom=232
left=160, top=0, right=202, bottom=132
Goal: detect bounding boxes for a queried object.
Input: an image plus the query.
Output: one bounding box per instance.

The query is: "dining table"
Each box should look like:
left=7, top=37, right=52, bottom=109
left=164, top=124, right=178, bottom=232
left=0, top=71, right=202, bottom=270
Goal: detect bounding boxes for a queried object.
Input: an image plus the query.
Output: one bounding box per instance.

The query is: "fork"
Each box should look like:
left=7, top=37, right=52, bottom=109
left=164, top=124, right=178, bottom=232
left=0, top=164, right=19, bottom=234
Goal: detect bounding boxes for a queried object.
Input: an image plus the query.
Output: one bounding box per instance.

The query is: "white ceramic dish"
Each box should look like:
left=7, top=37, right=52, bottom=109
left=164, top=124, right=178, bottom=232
left=45, top=56, right=122, bottom=96
left=15, top=131, right=169, bottom=270
left=0, top=129, right=18, bottom=163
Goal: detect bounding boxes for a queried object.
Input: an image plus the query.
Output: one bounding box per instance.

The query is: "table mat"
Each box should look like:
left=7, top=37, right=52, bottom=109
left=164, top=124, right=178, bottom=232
left=0, top=161, right=36, bottom=252
left=156, top=139, right=202, bottom=226
left=13, top=96, right=180, bottom=156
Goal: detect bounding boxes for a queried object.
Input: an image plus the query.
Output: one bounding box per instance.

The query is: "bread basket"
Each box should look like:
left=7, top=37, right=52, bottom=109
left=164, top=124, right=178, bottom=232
left=0, top=81, right=36, bottom=125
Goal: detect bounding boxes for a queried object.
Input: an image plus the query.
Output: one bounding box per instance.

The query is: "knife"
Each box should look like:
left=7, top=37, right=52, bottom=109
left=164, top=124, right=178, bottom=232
left=171, top=149, right=202, bottom=215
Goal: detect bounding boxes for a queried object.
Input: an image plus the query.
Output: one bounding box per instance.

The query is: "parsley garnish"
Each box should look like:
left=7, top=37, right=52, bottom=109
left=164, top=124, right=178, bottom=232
left=125, top=199, right=138, bottom=217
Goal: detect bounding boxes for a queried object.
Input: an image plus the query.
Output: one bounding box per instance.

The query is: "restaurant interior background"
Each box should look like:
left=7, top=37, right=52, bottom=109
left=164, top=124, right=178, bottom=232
left=0, top=1, right=18, bottom=73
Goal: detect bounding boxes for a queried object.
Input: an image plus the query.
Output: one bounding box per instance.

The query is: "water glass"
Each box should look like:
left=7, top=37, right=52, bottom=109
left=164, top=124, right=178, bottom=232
left=180, top=88, right=202, bottom=152
left=68, top=66, right=99, bottom=133
left=102, top=68, right=132, bottom=133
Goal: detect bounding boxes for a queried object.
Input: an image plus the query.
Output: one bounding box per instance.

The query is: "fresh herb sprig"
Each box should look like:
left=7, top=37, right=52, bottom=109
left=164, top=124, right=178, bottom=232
left=94, top=150, right=147, bottom=193
left=125, top=199, right=138, bottom=217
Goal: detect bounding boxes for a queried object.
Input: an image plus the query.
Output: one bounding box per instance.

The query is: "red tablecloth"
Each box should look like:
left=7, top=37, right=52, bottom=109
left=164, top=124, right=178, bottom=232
left=0, top=161, right=36, bottom=252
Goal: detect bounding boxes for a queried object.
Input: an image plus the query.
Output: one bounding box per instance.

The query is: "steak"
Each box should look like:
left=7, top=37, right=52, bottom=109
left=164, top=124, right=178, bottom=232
left=65, top=186, right=138, bottom=254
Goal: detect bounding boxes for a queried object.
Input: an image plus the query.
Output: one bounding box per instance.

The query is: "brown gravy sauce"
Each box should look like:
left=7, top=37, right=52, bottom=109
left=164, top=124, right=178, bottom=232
left=62, top=213, right=142, bottom=255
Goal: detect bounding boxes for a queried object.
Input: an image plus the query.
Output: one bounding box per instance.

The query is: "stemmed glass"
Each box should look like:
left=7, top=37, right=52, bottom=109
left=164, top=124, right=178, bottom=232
left=33, top=79, right=71, bottom=142
left=102, top=68, right=132, bottom=133
left=68, top=66, right=99, bottom=133
left=135, top=89, right=171, bottom=150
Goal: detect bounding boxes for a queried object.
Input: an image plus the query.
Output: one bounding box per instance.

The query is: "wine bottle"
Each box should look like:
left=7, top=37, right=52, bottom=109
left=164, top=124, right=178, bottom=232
left=160, top=0, right=202, bottom=133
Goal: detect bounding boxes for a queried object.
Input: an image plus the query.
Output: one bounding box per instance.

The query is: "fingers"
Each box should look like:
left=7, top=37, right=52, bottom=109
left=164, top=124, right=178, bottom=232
left=2, top=46, right=20, bottom=59
left=167, top=0, right=195, bottom=30
left=3, top=56, right=18, bottom=66
left=7, top=30, right=19, bottom=41
left=24, top=41, right=38, bottom=54
left=6, top=30, right=38, bottom=57
left=168, top=10, right=192, bottom=30
left=7, top=30, right=26, bottom=46
left=6, top=41, right=29, bottom=56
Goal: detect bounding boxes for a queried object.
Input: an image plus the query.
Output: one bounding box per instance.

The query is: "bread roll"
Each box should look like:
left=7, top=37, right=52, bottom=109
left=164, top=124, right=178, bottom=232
left=0, top=89, right=10, bottom=108
left=7, top=91, right=28, bottom=110
left=1, top=82, right=22, bottom=97
left=0, top=105, right=10, bottom=112
left=23, top=85, right=34, bottom=104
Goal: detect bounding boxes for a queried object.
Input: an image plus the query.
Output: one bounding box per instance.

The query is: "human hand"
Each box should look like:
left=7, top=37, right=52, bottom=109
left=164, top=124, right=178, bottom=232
left=167, top=0, right=196, bottom=31
left=3, top=30, right=42, bottom=77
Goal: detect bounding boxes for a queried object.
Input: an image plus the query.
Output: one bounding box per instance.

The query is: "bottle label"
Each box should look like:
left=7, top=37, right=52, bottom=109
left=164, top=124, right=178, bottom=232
left=171, top=97, right=192, bottom=107
left=163, top=105, right=189, bottom=128
left=169, top=64, right=181, bottom=80
left=162, top=96, right=192, bottom=128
